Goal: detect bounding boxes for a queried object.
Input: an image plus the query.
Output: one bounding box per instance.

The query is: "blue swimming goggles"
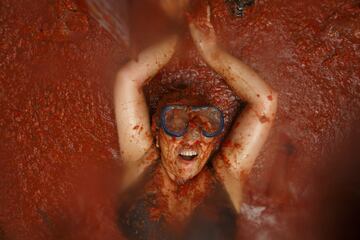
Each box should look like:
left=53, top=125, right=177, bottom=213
left=160, top=105, right=224, bottom=138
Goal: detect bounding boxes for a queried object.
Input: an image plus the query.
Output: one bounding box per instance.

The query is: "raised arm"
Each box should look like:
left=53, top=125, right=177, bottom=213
left=189, top=8, right=278, bottom=212
left=114, top=36, right=177, bottom=189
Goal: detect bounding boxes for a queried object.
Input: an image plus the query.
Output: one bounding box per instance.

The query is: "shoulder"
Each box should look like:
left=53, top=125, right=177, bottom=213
left=117, top=162, right=171, bottom=240
left=120, top=144, right=159, bottom=191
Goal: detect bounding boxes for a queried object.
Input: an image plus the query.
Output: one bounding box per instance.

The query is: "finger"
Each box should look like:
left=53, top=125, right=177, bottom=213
left=206, top=5, right=211, bottom=23
left=189, top=23, right=202, bottom=43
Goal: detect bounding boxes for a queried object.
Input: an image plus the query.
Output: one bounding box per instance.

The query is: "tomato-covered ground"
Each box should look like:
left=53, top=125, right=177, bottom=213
left=0, top=0, right=359, bottom=239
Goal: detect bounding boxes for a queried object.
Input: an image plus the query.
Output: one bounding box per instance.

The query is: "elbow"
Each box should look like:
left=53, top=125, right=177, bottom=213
left=269, top=90, right=278, bottom=112
left=252, top=90, right=278, bottom=123
left=268, top=90, right=278, bottom=111
left=264, top=90, right=278, bottom=122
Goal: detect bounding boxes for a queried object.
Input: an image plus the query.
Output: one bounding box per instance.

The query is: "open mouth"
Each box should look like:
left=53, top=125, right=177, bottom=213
left=179, top=150, right=198, bottom=161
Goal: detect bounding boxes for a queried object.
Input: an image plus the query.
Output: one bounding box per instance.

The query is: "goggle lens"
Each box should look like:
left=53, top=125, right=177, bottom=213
left=191, top=108, right=222, bottom=136
left=164, top=108, right=188, bottom=136
left=161, top=106, right=224, bottom=138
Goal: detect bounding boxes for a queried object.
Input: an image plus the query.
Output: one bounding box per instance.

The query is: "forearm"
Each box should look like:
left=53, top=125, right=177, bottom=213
left=199, top=45, right=276, bottom=117
left=116, top=35, right=177, bottom=88
left=189, top=22, right=276, bottom=117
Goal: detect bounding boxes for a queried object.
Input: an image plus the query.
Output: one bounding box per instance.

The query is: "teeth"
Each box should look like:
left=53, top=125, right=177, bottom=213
left=180, top=150, right=198, bottom=157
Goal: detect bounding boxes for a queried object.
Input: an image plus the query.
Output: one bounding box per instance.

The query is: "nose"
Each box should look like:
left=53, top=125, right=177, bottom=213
left=183, top=124, right=201, bottom=144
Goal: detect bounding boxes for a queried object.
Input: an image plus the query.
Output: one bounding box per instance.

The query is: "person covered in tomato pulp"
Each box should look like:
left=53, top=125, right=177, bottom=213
left=114, top=1, right=277, bottom=239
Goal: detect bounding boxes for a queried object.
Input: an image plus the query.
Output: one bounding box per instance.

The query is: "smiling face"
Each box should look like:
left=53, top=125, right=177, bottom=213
left=151, top=90, right=226, bottom=184
left=157, top=109, right=222, bottom=184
